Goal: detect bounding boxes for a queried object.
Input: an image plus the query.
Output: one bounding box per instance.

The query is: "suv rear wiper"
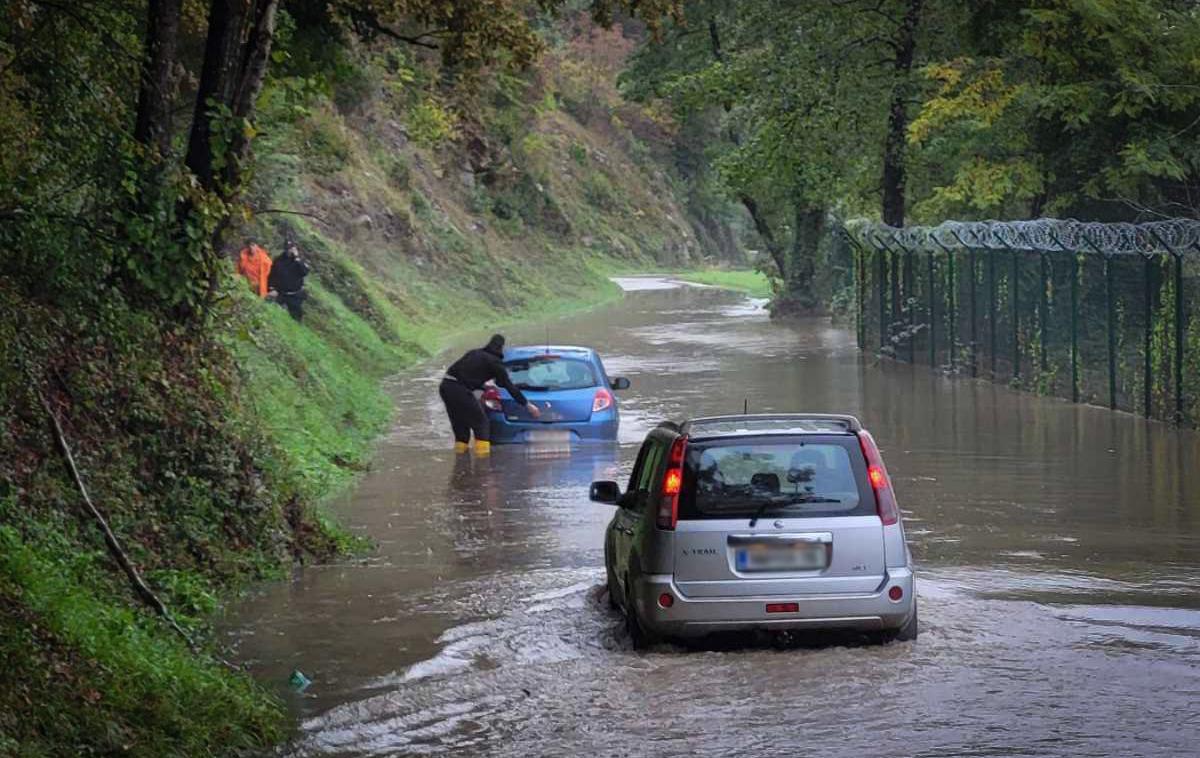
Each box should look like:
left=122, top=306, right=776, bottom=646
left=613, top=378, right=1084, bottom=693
left=748, top=495, right=841, bottom=527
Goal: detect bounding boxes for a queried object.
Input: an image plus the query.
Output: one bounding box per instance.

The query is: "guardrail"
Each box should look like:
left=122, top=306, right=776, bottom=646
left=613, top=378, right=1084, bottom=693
left=839, top=219, right=1200, bottom=425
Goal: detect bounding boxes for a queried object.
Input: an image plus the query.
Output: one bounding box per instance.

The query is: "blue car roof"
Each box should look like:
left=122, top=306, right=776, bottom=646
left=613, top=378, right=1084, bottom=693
left=504, top=345, right=597, bottom=359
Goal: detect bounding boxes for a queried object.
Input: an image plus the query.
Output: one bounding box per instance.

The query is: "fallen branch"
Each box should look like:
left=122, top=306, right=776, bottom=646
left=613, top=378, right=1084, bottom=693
left=38, top=389, right=199, bottom=652
left=253, top=207, right=331, bottom=224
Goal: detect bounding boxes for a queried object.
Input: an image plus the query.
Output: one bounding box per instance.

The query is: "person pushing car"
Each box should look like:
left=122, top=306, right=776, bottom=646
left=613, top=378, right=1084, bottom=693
left=439, top=334, right=540, bottom=455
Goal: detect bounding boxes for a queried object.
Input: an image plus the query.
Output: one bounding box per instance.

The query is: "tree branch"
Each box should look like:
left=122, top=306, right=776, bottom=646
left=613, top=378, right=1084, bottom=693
left=346, top=8, right=441, bottom=49
left=253, top=207, right=330, bottom=224
left=38, top=388, right=198, bottom=652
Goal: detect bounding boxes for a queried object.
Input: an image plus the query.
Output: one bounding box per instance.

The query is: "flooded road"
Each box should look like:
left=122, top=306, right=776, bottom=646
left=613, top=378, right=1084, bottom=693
left=226, top=278, right=1200, bottom=757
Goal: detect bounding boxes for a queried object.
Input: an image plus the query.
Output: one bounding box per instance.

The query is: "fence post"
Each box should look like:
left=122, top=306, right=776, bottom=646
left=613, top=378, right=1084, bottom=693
left=1039, top=253, right=1050, bottom=377
left=933, top=237, right=957, bottom=371
left=948, top=248, right=957, bottom=372
left=950, top=227, right=979, bottom=376
left=1084, top=236, right=1118, bottom=411
left=1177, top=251, right=1187, bottom=424
left=898, top=239, right=916, bottom=363
left=928, top=249, right=937, bottom=365
left=891, top=243, right=901, bottom=327
left=877, top=242, right=888, bottom=350
left=857, top=239, right=865, bottom=349
left=1105, top=254, right=1117, bottom=410
left=1011, top=249, right=1021, bottom=383
left=1147, top=229, right=1184, bottom=424
left=1073, top=255, right=1080, bottom=403
left=844, top=230, right=866, bottom=350
left=874, top=233, right=896, bottom=351
left=1143, top=254, right=1154, bottom=417
left=1051, top=232, right=1079, bottom=403
left=988, top=251, right=997, bottom=378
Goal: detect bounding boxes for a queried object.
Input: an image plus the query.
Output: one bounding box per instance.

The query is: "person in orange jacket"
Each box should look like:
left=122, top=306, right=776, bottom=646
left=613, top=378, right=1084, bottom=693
left=236, top=237, right=272, bottom=297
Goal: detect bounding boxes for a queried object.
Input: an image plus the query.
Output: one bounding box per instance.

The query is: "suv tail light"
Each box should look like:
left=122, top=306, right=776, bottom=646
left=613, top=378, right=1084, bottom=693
left=857, top=430, right=899, bottom=526
left=592, top=388, right=614, bottom=413
left=482, top=387, right=503, bottom=412
left=656, top=436, right=687, bottom=530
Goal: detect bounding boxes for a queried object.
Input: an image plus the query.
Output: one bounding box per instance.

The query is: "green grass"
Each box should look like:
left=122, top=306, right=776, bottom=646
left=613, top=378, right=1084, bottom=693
left=0, top=524, right=284, bottom=757
left=672, top=269, right=774, bottom=298
left=231, top=286, right=405, bottom=503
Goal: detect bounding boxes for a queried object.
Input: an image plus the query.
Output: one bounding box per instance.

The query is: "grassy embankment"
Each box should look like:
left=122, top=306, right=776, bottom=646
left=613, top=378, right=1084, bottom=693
left=0, top=21, right=727, bottom=756
left=671, top=269, right=773, bottom=298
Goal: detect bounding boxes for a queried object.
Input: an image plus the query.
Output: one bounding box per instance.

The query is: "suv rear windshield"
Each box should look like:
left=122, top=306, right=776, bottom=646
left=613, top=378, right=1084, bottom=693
left=679, top=435, right=873, bottom=520
left=505, top=356, right=597, bottom=391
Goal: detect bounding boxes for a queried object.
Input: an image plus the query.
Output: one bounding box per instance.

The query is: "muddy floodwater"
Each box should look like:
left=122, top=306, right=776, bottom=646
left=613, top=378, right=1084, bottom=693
left=225, top=278, right=1200, bottom=757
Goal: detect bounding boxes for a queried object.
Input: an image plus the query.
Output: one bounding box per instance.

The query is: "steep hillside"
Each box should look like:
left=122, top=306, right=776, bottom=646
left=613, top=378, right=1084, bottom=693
left=235, top=13, right=722, bottom=499
left=0, top=12, right=734, bottom=756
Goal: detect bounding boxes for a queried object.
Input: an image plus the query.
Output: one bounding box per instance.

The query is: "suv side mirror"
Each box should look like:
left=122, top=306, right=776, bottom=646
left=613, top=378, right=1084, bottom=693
left=590, top=480, right=622, bottom=504
left=610, top=377, right=631, bottom=391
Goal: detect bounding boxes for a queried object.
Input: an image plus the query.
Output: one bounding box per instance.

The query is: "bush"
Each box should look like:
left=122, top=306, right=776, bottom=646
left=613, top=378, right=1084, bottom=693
left=406, top=98, right=459, bottom=148
left=583, top=170, right=622, bottom=211
left=389, top=154, right=412, bottom=189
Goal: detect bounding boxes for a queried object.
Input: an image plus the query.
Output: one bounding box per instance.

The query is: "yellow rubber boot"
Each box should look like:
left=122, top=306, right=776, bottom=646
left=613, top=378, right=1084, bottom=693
left=473, top=440, right=492, bottom=456
left=454, top=441, right=469, bottom=454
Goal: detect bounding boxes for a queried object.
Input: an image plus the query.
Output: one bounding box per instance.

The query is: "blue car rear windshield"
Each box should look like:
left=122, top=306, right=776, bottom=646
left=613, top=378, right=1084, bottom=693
left=679, top=436, right=873, bottom=519
left=505, top=356, right=598, bottom=391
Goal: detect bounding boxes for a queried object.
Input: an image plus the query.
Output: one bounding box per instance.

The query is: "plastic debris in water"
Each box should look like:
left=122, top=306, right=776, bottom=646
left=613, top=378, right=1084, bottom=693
left=289, top=669, right=312, bottom=692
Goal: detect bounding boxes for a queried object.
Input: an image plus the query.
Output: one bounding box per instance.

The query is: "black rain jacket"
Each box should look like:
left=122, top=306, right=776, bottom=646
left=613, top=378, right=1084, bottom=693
left=269, top=254, right=309, bottom=294
left=444, top=344, right=528, bottom=406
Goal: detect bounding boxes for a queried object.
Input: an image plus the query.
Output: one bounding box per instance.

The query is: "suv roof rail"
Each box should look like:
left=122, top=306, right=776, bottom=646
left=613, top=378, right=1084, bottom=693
left=681, top=413, right=863, bottom=436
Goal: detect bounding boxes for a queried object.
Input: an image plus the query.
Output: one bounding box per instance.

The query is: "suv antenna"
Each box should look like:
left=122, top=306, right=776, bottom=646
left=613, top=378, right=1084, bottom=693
left=545, top=325, right=550, bottom=354
left=743, top=398, right=749, bottom=414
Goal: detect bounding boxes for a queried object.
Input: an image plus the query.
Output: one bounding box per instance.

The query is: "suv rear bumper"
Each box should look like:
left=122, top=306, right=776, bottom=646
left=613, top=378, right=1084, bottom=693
left=633, top=567, right=915, bottom=638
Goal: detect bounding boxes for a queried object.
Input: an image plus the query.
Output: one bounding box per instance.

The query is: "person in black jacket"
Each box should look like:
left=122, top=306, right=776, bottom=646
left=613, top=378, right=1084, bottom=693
left=268, top=240, right=310, bottom=321
left=439, top=334, right=540, bottom=455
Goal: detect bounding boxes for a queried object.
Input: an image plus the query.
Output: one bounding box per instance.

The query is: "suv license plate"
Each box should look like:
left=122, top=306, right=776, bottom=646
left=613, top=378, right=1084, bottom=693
left=736, top=543, right=827, bottom=572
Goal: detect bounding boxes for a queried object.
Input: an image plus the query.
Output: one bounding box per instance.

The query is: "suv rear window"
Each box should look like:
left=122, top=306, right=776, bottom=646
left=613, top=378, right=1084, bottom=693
left=505, top=356, right=597, bottom=391
left=679, top=435, right=872, bottom=520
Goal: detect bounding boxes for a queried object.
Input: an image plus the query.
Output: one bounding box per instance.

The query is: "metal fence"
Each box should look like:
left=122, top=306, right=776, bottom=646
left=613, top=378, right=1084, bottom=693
left=841, top=219, right=1200, bottom=425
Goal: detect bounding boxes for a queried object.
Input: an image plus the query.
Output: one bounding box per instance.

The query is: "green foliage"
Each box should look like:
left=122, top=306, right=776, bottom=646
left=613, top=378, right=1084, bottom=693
left=0, top=2, right=719, bottom=754
left=624, top=0, right=908, bottom=307
left=0, top=527, right=284, bottom=757
left=910, top=0, right=1200, bottom=219
left=583, top=171, right=622, bottom=211
left=406, top=97, right=461, bottom=148
left=331, top=0, right=681, bottom=80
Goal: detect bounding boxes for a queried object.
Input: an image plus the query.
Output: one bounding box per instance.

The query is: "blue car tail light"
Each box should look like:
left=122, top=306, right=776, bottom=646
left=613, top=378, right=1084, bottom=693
left=592, top=388, right=614, bottom=413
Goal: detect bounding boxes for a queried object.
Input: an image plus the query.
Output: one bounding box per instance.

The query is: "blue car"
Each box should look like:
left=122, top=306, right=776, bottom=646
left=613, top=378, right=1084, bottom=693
left=482, top=346, right=630, bottom=444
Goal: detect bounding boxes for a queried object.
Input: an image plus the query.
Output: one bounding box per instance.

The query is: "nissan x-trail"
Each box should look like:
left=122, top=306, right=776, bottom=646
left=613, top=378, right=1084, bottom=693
left=590, top=414, right=917, bottom=648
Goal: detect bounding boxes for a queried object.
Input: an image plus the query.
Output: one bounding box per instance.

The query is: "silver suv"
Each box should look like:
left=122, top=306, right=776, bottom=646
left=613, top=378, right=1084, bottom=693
left=590, top=414, right=916, bottom=648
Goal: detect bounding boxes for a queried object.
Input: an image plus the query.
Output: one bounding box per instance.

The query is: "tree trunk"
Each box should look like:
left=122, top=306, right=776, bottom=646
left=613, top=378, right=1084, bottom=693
left=221, top=0, right=279, bottom=192
left=134, top=0, right=183, bottom=157
left=177, top=0, right=282, bottom=315
left=708, top=17, right=724, bottom=62
left=775, top=203, right=825, bottom=316
left=739, top=193, right=786, bottom=281
left=185, top=0, right=249, bottom=191
left=881, top=0, right=923, bottom=228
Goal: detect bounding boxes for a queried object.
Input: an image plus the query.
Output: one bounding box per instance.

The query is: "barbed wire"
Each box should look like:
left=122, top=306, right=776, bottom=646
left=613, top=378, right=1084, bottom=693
left=843, top=218, right=1200, bottom=256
